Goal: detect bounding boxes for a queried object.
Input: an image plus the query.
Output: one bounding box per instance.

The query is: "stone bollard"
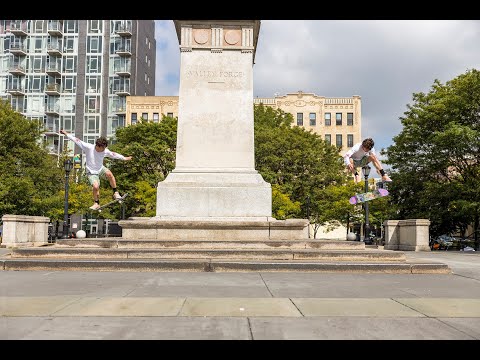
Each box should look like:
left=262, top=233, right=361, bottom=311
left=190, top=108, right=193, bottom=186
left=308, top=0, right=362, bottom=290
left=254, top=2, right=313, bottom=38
left=1, top=214, right=50, bottom=248
left=384, top=219, right=431, bottom=251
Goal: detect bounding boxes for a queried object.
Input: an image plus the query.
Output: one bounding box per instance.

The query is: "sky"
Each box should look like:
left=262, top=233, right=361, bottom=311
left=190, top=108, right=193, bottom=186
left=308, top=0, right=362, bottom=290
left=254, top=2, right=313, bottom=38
left=154, top=20, right=480, bottom=153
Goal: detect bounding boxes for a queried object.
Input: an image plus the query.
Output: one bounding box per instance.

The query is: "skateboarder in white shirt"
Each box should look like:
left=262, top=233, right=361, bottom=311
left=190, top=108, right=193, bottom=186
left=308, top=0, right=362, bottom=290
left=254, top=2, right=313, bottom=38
left=344, top=138, right=392, bottom=184
left=60, top=129, right=132, bottom=210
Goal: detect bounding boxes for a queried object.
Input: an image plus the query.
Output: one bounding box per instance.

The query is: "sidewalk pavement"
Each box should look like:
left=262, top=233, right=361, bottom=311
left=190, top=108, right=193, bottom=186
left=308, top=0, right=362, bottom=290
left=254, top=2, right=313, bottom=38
left=0, top=248, right=479, bottom=340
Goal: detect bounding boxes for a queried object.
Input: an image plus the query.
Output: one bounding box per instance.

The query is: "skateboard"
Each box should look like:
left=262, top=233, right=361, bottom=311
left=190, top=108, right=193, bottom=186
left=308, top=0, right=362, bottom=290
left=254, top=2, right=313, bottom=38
left=349, top=188, right=388, bottom=205
left=92, top=193, right=128, bottom=212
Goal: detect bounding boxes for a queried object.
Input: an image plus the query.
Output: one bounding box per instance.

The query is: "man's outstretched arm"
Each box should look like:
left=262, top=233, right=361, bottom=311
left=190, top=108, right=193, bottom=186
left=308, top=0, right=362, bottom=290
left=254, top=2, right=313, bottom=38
left=59, top=129, right=89, bottom=151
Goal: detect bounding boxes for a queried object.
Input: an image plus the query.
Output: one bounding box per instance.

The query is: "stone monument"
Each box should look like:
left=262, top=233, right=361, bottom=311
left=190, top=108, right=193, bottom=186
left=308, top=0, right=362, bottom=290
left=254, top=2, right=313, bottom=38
left=157, top=20, right=270, bottom=219
left=119, top=20, right=308, bottom=240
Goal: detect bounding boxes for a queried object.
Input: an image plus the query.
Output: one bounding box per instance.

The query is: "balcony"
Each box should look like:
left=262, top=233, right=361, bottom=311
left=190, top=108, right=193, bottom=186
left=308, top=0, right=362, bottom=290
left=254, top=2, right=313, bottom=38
left=10, top=43, right=27, bottom=56
left=8, top=65, right=26, bottom=76
left=7, top=86, right=25, bottom=96
left=45, top=83, right=61, bottom=95
left=46, top=64, right=62, bottom=77
left=115, top=46, right=131, bottom=57
left=115, top=68, right=131, bottom=77
left=115, top=24, right=132, bottom=37
left=47, top=43, right=63, bottom=57
left=113, top=85, right=130, bottom=96
left=43, top=124, right=60, bottom=134
left=9, top=22, right=28, bottom=36
left=47, top=21, right=63, bottom=36
left=113, top=106, right=126, bottom=114
left=45, top=105, right=60, bottom=116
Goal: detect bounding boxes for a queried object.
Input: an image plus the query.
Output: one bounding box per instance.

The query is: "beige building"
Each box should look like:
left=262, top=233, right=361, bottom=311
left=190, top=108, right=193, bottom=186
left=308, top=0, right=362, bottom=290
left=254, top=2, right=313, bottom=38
left=126, top=96, right=179, bottom=125
left=254, top=91, right=362, bottom=155
left=127, top=91, right=361, bottom=155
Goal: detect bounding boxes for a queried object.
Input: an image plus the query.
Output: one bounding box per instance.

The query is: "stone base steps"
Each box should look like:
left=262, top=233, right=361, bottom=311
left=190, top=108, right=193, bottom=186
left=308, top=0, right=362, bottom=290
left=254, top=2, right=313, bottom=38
left=0, top=258, right=450, bottom=273
left=54, top=238, right=367, bottom=250
left=3, top=238, right=451, bottom=274
left=10, top=246, right=406, bottom=262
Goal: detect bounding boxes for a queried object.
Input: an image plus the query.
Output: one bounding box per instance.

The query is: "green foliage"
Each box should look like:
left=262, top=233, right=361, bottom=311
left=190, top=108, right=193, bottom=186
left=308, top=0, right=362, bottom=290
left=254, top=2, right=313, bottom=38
left=106, top=116, right=177, bottom=217
left=0, top=100, right=64, bottom=218
left=271, top=184, right=301, bottom=219
left=254, top=104, right=348, bottom=223
left=383, top=68, right=480, bottom=238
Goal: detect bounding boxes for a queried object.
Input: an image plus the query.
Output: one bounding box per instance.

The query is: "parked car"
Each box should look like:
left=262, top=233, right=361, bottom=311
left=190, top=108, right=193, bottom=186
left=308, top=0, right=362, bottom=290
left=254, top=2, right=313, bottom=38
left=430, top=234, right=454, bottom=250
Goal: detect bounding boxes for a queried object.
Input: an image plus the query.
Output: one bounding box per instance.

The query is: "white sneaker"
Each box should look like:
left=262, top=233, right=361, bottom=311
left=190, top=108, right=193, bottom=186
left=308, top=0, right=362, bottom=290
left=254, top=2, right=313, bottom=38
left=382, top=174, right=392, bottom=182
left=353, top=174, right=361, bottom=184
left=89, top=203, right=100, bottom=210
left=113, top=192, right=122, bottom=200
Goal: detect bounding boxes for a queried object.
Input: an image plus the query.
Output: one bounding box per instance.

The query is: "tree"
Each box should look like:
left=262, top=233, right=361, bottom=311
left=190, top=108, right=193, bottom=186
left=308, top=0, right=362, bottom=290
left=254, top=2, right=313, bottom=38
left=383, top=69, right=480, bottom=248
left=0, top=100, right=64, bottom=218
left=254, top=104, right=349, bottom=228
left=106, top=116, right=177, bottom=218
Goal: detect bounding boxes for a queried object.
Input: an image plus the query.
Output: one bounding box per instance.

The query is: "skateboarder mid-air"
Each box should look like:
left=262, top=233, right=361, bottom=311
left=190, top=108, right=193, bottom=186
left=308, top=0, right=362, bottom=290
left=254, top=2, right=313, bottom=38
left=60, top=129, right=132, bottom=210
left=344, top=138, right=392, bottom=184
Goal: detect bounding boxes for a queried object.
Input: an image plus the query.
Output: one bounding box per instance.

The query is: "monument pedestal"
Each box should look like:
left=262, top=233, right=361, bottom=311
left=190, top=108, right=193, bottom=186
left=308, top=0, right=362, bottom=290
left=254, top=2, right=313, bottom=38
left=119, top=217, right=309, bottom=241
left=156, top=170, right=271, bottom=218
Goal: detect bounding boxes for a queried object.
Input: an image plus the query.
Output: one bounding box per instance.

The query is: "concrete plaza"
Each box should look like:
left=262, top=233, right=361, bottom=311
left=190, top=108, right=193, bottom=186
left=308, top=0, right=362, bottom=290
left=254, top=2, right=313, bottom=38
left=0, top=249, right=479, bottom=340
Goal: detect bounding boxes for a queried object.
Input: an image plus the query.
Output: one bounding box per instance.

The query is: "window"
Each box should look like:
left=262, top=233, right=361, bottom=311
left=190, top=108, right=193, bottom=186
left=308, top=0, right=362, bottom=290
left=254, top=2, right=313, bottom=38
left=62, top=115, right=74, bottom=132
left=347, top=112, right=353, bottom=126
left=336, top=113, right=342, bottom=126
left=324, top=112, right=331, bottom=126
left=167, top=112, right=173, bottom=118
left=62, top=75, right=76, bottom=93
left=65, top=20, right=78, bottom=34
left=34, top=37, right=44, bottom=53
left=64, top=36, right=75, bottom=53
left=153, top=113, right=159, bottom=123
left=145, top=55, right=148, bottom=64
left=296, top=113, right=303, bottom=126
left=34, top=20, right=45, bottom=33
left=86, top=75, right=100, bottom=93
left=347, top=134, right=354, bottom=147
left=325, top=134, right=331, bottom=144
left=142, top=112, right=148, bottom=120
left=85, top=95, right=100, bottom=113
left=84, top=115, right=99, bottom=134
left=86, top=56, right=101, bottom=73
left=87, top=36, right=102, bottom=53
left=336, top=134, right=342, bottom=147
left=131, top=112, right=137, bottom=125
left=88, top=20, right=102, bottom=33
left=309, top=113, right=316, bottom=126
left=63, top=56, right=76, bottom=73
left=145, top=73, right=147, bottom=82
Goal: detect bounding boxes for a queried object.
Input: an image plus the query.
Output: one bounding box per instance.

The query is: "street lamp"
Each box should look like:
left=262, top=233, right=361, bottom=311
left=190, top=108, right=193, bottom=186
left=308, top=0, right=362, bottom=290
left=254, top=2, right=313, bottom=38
left=362, top=165, right=371, bottom=244
left=63, top=158, right=73, bottom=239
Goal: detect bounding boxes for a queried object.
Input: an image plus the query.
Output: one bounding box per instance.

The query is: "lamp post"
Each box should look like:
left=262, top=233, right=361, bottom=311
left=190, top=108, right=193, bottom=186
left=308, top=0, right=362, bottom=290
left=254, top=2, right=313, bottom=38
left=63, top=159, right=73, bottom=239
left=362, top=165, right=371, bottom=244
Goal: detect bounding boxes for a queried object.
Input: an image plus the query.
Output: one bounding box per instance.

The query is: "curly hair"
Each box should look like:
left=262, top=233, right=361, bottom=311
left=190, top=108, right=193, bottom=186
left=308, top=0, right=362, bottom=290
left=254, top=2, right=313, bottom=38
left=95, top=136, right=108, bottom=148
left=362, top=138, right=374, bottom=150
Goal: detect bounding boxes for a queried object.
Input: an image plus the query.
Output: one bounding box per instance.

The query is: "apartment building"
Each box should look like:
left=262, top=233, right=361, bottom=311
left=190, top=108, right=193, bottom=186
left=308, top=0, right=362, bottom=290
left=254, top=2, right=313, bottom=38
left=254, top=91, right=362, bottom=155
left=0, top=20, right=156, bottom=157
left=126, top=96, right=178, bottom=125
left=127, top=91, right=361, bottom=156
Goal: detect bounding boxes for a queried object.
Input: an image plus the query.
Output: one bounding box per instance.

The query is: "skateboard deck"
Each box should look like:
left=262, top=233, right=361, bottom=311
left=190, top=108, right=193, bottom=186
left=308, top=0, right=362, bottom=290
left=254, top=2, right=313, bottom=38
left=92, top=193, right=128, bottom=212
left=349, top=188, right=388, bottom=205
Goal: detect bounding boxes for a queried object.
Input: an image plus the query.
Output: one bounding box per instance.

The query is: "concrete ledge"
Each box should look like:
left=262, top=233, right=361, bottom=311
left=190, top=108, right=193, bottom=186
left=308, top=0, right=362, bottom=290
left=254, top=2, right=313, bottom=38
left=1, top=258, right=451, bottom=273
left=118, top=217, right=309, bottom=240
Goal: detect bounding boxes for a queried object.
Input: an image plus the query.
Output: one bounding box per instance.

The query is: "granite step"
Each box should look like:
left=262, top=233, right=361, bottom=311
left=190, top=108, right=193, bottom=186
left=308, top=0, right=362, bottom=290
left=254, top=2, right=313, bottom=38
left=54, top=238, right=366, bottom=250
left=10, top=247, right=406, bottom=262
left=0, top=257, right=451, bottom=274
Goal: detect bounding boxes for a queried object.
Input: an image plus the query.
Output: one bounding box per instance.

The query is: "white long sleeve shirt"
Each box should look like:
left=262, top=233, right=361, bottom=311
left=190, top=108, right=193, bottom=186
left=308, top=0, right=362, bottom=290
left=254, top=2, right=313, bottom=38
left=64, top=133, right=126, bottom=174
left=343, top=142, right=376, bottom=166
